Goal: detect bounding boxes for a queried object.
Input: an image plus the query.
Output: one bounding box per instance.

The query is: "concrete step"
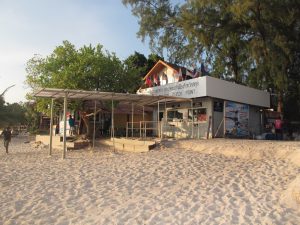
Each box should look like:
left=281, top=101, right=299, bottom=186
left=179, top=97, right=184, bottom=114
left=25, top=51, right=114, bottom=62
left=99, top=138, right=157, bottom=153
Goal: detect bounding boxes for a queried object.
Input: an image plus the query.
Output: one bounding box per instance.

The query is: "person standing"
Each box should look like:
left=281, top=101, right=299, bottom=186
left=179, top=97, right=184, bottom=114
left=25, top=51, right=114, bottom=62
left=68, top=115, right=75, bottom=136
left=1, top=127, right=12, bottom=154
left=275, top=116, right=283, bottom=140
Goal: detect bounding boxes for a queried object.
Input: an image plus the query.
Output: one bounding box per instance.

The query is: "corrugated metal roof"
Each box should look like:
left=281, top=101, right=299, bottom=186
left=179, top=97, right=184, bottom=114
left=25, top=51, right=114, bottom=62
left=33, top=88, right=190, bottom=106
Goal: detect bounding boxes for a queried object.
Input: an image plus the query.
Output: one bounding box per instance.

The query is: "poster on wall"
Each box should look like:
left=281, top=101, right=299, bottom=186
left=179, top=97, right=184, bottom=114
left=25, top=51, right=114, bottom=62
left=59, top=112, right=71, bottom=136
left=224, top=101, right=249, bottom=137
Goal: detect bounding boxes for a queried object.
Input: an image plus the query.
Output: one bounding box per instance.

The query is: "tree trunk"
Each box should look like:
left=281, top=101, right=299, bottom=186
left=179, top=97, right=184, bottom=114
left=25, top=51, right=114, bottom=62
left=79, top=112, right=91, bottom=137
left=230, top=47, right=240, bottom=83
left=277, top=91, right=283, bottom=114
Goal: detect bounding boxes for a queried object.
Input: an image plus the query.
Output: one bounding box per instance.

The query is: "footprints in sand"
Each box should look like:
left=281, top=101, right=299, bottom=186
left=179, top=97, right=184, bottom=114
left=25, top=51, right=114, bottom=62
left=0, top=138, right=300, bottom=224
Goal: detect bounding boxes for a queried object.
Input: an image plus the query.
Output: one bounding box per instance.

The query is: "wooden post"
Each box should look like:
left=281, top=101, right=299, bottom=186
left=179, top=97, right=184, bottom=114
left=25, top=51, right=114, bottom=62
left=63, top=93, right=67, bottom=159
left=145, top=122, right=147, bottom=139
left=139, top=121, right=142, bottom=138
left=111, top=96, right=115, bottom=152
left=207, top=116, right=212, bottom=139
left=162, top=99, right=166, bottom=140
left=142, top=106, right=145, bottom=122
left=142, top=106, right=145, bottom=139
left=191, top=101, right=194, bottom=138
left=92, top=100, right=96, bottom=150
left=131, top=103, right=134, bottom=138
left=49, top=98, right=54, bottom=155
left=224, top=101, right=226, bottom=138
left=157, top=101, right=160, bottom=138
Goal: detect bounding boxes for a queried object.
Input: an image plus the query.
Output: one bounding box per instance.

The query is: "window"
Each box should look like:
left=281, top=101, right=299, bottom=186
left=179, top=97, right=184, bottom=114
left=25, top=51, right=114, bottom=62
left=188, top=108, right=207, bottom=122
left=214, top=101, right=223, bottom=112
left=167, top=110, right=183, bottom=121
left=160, top=73, right=168, bottom=85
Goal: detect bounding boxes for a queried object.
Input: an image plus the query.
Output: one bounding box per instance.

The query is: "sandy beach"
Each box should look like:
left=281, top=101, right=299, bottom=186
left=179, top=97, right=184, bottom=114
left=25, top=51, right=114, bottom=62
left=0, top=136, right=299, bottom=225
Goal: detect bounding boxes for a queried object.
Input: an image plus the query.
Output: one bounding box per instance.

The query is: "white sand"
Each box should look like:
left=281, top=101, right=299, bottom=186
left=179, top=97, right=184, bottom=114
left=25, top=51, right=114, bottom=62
left=0, top=136, right=299, bottom=225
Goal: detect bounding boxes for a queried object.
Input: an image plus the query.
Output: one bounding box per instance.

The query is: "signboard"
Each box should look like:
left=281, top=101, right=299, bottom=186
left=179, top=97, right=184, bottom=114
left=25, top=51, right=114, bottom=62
left=138, top=77, right=206, bottom=98
left=59, top=120, right=70, bottom=136
left=59, top=112, right=72, bottom=136
left=224, top=101, right=249, bottom=137
left=139, top=76, right=270, bottom=107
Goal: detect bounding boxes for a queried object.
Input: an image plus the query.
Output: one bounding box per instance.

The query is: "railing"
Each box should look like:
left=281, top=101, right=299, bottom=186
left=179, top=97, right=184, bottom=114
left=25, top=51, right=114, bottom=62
left=162, top=119, right=208, bottom=139
left=126, top=121, right=161, bottom=138
left=124, top=119, right=209, bottom=139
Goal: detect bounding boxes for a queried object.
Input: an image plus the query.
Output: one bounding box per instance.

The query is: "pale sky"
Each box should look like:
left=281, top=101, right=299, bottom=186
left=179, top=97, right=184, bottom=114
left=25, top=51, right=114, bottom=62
left=0, top=0, right=151, bottom=103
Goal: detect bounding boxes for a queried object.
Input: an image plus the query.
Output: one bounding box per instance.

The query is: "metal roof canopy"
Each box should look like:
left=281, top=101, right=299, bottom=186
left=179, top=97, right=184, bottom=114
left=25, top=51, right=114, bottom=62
left=33, top=88, right=190, bottom=160
left=33, top=88, right=190, bottom=105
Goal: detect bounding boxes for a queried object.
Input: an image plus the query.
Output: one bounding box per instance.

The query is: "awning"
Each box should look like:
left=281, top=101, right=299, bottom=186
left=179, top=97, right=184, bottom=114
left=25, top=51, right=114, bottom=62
left=33, top=88, right=190, bottom=105
left=33, top=88, right=191, bottom=159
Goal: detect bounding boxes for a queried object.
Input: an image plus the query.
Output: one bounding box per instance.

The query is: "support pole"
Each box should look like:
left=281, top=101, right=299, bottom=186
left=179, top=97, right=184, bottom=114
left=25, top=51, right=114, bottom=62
left=131, top=103, right=134, bottom=138
left=49, top=98, right=54, bottom=155
left=142, top=106, right=145, bottom=122
left=163, top=99, right=167, bottom=140
left=139, top=121, right=142, bottom=138
left=223, top=101, right=226, bottom=137
left=93, top=100, right=96, bottom=150
left=157, top=100, right=160, bottom=138
left=191, top=100, right=194, bottom=138
left=198, top=122, right=200, bottom=139
left=207, top=116, right=212, bottom=139
left=63, top=93, right=67, bottom=159
left=111, top=96, right=115, bottom=152
left=142, top=106, right=145, bottom=139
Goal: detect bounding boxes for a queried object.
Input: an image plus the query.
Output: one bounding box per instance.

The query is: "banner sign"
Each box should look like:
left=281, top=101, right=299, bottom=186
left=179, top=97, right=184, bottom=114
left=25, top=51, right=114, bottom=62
left=138, top=77, right=205, bottom=98
left=59, top=112, right=71, bottom=136
left=224, top=101, right=249, bottom=137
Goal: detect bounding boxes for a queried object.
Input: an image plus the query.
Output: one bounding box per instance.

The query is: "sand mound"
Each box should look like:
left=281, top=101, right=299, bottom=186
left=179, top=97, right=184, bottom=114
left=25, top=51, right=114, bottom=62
left=163, top=138, right=300, bottom=212
left=280, top=175, right=300, bottom=210
left=165, top=139, right=300, bottom=166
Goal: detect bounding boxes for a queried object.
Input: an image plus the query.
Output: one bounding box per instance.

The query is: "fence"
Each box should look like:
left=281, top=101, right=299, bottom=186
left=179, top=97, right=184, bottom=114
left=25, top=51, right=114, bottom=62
left=125, top=120, right=209, bottom=139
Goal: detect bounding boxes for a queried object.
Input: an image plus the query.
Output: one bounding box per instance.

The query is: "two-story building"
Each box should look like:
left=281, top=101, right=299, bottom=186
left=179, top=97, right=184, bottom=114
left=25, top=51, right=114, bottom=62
left=137, top=60, right=270, bottom=139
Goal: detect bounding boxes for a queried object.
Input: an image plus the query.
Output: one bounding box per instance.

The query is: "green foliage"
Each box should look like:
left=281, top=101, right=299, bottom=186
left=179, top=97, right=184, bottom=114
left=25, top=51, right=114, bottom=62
left=283, top=52, right=300, bottom=121
left=0, top=101, right=26, bottom=128
left=123, top=51, right=164, bottom=92
left=123, top=0, right=300, bottom=118
left=0, top=86, right=26, bottom=128
left=26, top=41, right=133, bottom=113
left=23, top=102, right=40, bottom=134
left=25, top=41, right=168, bottom=137
left=146, top=53, right=164, bottom=71
left=26, top=41, right=124, bottom=92
left=124, top=51, right=147, bottom=72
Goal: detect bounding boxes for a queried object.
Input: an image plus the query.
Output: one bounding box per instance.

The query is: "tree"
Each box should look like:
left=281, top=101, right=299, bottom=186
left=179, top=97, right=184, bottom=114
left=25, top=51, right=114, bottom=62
left=123, top=52, right=164, bottom=92
left=26, top=41, right=132, bottom=136
left=0, top=102, right=26, bottom=128
left=23, top=102, right=40, bottom=134
left=123, top=0, right=300, bottom=118
left=123, top=0, right=197, bottom=65
left=283, top=52, right=300, bottom=121
left=0, top=85, right=25, bottom=128
left=146, top=53, right=164, bottom=72
left=124, top=51, right=147, bottom=72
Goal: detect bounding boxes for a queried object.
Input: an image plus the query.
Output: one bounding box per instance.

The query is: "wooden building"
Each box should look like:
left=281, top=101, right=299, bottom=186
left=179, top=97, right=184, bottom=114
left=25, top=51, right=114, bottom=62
left=137, top=60, right=270, bottom=138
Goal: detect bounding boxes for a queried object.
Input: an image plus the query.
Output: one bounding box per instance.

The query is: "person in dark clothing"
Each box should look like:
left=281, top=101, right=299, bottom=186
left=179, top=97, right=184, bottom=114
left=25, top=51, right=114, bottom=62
left=68, top=115, right=75, bottom=136
left=55, top=123, right=60, bottom=135
left=1, top=127, right=12, bottom=154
